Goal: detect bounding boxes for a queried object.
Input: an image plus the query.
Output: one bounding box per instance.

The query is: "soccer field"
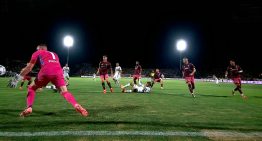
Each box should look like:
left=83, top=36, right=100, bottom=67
left=0, top=77, right=262, bottom=140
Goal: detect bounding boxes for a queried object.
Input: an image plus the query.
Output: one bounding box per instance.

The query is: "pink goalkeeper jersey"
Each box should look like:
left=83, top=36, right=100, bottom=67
left=29, top=50, right=63, bottom=75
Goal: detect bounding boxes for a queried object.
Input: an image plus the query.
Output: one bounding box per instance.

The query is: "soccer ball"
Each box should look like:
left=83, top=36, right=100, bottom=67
left=0, top=65, right=6, bottom=76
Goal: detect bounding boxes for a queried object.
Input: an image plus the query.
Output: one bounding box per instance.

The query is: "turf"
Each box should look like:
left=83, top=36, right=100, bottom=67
left=0, top=77, right=261, bottom=140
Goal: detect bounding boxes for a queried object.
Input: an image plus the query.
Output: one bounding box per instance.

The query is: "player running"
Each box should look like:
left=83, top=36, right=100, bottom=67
left=96, top=55, right=113, bottom=94
left=121, top=81, right=152, bottom=93
left=151, top=68, right=164, bottom=89
left=133, top=61, right=142, bottom=85
left=182, top=57, right=196, bottom=97
left=113, top=63, right=122, bottom=86
left=8, top=44, right=88, bottom=117
left=225, top=60, right=247, bottom=99
left=63, top=64, right=70, bottom=86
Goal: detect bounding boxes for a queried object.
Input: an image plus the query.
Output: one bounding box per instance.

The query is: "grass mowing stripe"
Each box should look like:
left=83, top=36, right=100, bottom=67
left=0, top=130, right=261, bottom=137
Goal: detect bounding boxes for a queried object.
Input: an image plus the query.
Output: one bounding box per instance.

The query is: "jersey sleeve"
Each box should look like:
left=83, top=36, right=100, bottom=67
left=29, top=51, right=39, bottom=64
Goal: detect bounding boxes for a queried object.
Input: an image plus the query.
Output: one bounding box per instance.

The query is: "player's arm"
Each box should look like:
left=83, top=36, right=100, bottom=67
left=96, top=62, right=100, bottom=75
left=110, top=65, right=113, bottom=77
left=225, top=67, right=229, bottom=78
left=190, top=64, right=196, bottom=76
left=237, top=65, right=243, bottom=73
left=20, top=63, right=35, bottom=77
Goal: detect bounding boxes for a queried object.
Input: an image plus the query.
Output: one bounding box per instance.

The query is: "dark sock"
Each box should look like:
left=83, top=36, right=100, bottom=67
left=27, top=81, right=32, bottom=86
left=191, top=83, right=195, bottom=90
left=107, top=82, right=112, bottom=88
left=20, top=82, right=24, bottom=87
left=161, top=84, right=163, bottom=87
left=102, top=82, right=105, bottom=90
left=237, top=85, right=243, bottom=94
left=134, top=79, right=137, bottom=84
left=188, top=84, right=193, bottom=93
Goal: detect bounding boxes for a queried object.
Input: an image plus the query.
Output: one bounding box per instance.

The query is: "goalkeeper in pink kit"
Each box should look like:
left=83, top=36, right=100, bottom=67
left=9, top=44, right=88, bottom=117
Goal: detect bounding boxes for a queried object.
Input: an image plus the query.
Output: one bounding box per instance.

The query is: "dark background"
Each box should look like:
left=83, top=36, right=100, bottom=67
left=0, top=1, right=261, bottom=76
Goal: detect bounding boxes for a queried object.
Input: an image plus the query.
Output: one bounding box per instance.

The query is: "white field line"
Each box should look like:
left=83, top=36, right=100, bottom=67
left=0, top=130, right=261, bottom=138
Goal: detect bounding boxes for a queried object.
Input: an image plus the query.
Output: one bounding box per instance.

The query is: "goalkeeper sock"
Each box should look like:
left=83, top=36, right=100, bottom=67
left=61, top=91, right=77, bottom=107
left=27, top=86, right=36, bottom=108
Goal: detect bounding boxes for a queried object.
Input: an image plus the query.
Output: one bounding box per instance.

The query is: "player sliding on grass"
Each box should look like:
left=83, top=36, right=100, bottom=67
left=96, top=55, right=113, bottom=94
left=182, top=57, right=196, bottom=97
left=225, top=60, right=247, bottom=99
left=121, top=81, right=152, bottom=93
left=8, top=44, right=88, bottom=117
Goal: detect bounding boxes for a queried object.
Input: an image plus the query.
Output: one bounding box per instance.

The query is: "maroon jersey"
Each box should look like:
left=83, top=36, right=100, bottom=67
left=226, top=65, right=242, bottom=78
left=98, top=61, right=112, bottom=75
left=134, top=65, right=142, bottom=75
left=182, top=63, right=195, bottom=77
left=154, top=72, right=163, bottom=79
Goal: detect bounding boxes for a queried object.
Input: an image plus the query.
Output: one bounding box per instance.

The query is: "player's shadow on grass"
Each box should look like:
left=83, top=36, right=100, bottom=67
left=0, top=109, right=23, bottom=116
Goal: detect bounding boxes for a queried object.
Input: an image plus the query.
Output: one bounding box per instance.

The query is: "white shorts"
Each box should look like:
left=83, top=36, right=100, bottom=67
left=113, top=74, right=121, bottom=80
left=63, top=73, right=69, bottom=78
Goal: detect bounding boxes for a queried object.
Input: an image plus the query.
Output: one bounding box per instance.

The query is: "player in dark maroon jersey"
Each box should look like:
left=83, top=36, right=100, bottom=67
left=225, top=60, right=247, bottom=99
left=182, top=57, right=196, bottom=97
left=133, top=61, right=142, bottom=85
left=96, top=55, right=113, bottom=94
left=151, top=68, right=164, bottom=89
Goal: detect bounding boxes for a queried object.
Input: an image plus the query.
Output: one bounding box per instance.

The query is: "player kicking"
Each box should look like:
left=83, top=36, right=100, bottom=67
left=63, top=64, right=70, bottom=86
left=133, top=61, right=142, bottom=85
left=121, top=81, right=152, bottom=93
left=96, top=55, right=113, bottom=94
left=151, top=68, right=164, bottom=89
left=113, top=63, right=122, bottom=86
left=182, top=57, right=196, bottom=97
left=8, top=44, right=88, bottom=117
left=225, top=60, right=247, bottom=99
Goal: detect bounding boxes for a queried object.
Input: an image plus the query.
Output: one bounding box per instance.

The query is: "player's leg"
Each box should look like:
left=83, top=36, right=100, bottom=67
left=160, top=79, right=164, bottom=89
left=52, top=75, right=88, bottom=116
left=20, top=76, right=47, bottom=117
left=105, top=74, right=113, bottom=92
left=133, top=75, right=137, bottom=84
left=19, top=80, right=25, bottom=90
left=27, top=78, right=32, bottom=87
left=235, top=78, right=247, bottom=99
left=100, top=75, right=106, bottom=93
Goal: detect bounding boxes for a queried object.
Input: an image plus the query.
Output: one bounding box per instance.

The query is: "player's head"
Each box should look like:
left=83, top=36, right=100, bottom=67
left=155, top=68, right=159, bottom=73
left=65, top=64, right=68, bottom=67
left=116, top=62, right=119, bottom=67
left=146, top=81, right=152, bottom=87
left=136, top=61, right=139, bottom=65
left=230, top=60, right=235, bottom=66
left=103, top=55, right=108, bottom=61
left=36, top=44, right=47, bottom=50
left=183, top=57, right=189, bottom=64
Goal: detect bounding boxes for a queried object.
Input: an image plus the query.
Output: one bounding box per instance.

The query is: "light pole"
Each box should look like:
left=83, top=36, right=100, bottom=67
left=176, top=39, right=187, bottom=70
left=63, top=35, right=74, bottom=65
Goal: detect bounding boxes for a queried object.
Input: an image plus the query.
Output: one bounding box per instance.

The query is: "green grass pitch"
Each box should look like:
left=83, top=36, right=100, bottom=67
left=0, top=77, right=261, bottom=140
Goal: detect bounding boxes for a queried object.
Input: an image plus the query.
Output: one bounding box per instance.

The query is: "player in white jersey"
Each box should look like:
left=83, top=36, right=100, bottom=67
left=213, top=75, right=219, bottom=85
left=113, top=63, right=122, bottom=86
left=63, top=64, right=70, bottom=86
left=93, top=73, right=96, bottom=81
left=120, top=81, right=152, bottom=93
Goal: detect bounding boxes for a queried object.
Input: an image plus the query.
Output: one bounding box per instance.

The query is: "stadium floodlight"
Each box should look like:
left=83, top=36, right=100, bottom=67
left=63, top=35, right=74, bottom=64
left=176, top=39, right=187, bottom=70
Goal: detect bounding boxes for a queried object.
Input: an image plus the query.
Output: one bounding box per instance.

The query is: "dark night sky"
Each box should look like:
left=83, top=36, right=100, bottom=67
left=0, top=1, right=262, bottom=75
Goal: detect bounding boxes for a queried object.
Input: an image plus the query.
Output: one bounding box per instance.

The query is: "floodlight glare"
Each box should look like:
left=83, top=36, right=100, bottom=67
left=63, top=35, right=74, bottom=48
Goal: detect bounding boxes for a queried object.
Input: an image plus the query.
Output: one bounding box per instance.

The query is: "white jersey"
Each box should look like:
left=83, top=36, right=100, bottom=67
left=133, top=84, right=151, bottom=93
left=113, top=66, right=122, bottom=80
left=63, top=66, right=70, bottom=74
